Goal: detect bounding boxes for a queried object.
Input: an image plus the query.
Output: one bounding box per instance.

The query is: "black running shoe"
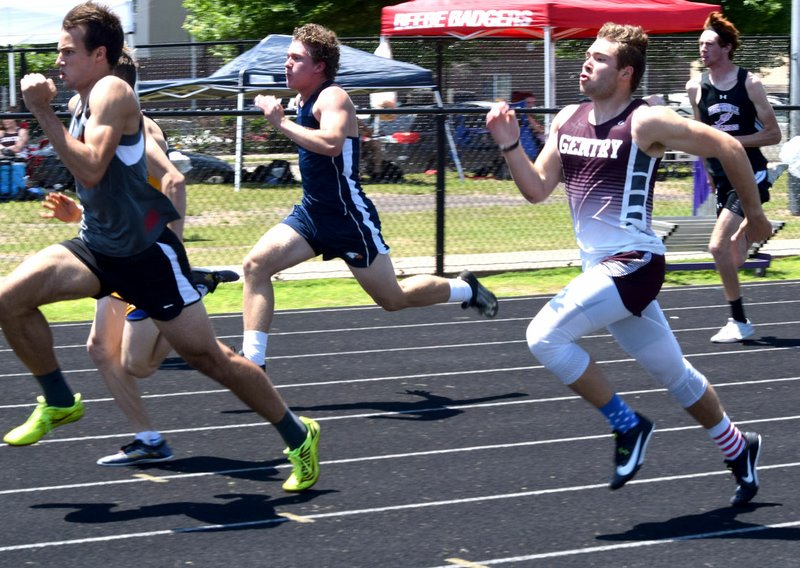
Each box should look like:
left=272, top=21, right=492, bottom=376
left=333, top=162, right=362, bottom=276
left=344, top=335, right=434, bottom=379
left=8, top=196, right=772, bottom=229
left=458, top=270, right=498, bottom=318
left=725, top=431, right=761, bottom=506
left=609, top=413, right=655, bottom=490
left=191, top=268, right=240, bottom=295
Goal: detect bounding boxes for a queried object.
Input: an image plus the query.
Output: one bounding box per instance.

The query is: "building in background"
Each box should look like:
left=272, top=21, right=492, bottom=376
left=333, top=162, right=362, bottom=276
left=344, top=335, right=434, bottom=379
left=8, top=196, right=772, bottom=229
left=133, top=0, right=190, bottom=49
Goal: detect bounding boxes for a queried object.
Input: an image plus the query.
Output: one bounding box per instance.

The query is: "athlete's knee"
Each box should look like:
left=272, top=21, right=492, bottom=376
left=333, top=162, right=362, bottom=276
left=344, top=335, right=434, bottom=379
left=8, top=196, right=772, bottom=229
left=710, top=237, right=747, bottom=268
left=243, top=249, right=280, bottom=281
left=526, top=319, right=589, bottom=385
left=86, top=333, right=114, bottom=366
left=708, top=235, right=729, bottom=260
left=121, top=357, right=159, bottom=379
left=0, top=286, right=35, bottom=321
left=658, top=358, right=709, bottom=407
left=373, top=293, right=407, bottom=312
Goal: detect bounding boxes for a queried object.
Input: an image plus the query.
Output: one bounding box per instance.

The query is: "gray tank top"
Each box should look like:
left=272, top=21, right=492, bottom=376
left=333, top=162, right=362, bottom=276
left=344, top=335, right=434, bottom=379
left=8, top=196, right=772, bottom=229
left=69, top=98, right=180, bottom=256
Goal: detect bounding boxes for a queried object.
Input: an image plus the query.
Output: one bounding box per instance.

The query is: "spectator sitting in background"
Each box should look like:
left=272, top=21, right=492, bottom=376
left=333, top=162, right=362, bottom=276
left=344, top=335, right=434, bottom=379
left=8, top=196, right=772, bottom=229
left=509, top=91, right=545, bottom=161
left=0, top=115, right=30, bottom=158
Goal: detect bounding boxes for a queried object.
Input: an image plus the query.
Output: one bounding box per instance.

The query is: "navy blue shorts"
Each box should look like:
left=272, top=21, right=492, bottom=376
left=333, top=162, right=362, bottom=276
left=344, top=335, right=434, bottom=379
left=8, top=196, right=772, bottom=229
left=60, top=229, right=201, bottom=321
left=282, top=203, right=390, bottom=268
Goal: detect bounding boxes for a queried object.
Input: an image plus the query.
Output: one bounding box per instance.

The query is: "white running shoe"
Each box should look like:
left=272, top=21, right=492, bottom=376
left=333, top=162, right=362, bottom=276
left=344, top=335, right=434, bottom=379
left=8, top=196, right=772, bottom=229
left=710, top=318, right=755, bottom=343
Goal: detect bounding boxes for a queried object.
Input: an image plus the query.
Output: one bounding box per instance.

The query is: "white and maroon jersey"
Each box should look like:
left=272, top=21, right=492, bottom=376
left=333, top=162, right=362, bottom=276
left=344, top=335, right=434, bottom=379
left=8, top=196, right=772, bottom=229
left=557, top=100, right=665, bottom=268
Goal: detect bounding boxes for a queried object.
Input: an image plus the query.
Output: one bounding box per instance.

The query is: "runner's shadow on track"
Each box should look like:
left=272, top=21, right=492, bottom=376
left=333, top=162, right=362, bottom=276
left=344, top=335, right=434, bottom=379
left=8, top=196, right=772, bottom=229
left=32, top=491, right=334, bottom=531
left=596, top=502, right=800, bottom=541
left=283, top=389, right=529, bottom=421
left=742, top=336, right=800, bottom=348
left=139, top=456, right=284, bottom=483
left=159, top=356, right=193, bottom=371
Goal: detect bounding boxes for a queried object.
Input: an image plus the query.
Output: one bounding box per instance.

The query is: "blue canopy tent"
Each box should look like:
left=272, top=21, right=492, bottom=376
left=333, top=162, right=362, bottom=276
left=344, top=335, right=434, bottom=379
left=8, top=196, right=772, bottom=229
left=138, top=34, right=440, bottom=189
left=138, top=34, right=435, bottom=100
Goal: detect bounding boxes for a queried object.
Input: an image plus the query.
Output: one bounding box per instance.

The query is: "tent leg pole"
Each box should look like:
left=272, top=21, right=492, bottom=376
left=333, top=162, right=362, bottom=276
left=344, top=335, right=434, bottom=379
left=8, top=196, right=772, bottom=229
left=235, top=92, right=243, bottom=191
left=544, top=27, right=554, bottom=134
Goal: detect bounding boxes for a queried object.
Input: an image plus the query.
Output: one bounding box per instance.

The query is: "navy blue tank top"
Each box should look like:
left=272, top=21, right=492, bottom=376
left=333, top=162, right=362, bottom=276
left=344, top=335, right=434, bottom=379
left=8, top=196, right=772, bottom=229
left=295, top=81, right=373, bottom=216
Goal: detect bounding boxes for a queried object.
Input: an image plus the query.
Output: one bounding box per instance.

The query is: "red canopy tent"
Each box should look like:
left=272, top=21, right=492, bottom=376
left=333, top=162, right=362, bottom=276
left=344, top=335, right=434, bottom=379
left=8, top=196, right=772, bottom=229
left=381, top=0, right=720, bottom=107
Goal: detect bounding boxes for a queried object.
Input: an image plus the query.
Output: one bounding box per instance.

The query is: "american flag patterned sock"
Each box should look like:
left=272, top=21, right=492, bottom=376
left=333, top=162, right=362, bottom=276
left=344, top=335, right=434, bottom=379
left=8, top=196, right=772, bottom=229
left=708, top=413, right=746, bottom=460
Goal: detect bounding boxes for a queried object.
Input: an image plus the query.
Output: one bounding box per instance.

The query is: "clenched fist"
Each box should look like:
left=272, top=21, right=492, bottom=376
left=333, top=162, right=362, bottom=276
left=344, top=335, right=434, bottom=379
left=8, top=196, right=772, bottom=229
left=254, top=95, right=285, bottom=128
left=20, top=74, right=57, bottom=111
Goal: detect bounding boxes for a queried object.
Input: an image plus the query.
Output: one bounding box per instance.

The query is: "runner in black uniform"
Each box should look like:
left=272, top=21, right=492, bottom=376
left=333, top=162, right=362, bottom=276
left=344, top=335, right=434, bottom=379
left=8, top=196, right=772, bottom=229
left=41, top=48, right=238, bottom=467
left=686, top=11, right=781, bottom=343
left=486, top=22, right=772, bottom=506
left=0, top=1, right=320, bottom=493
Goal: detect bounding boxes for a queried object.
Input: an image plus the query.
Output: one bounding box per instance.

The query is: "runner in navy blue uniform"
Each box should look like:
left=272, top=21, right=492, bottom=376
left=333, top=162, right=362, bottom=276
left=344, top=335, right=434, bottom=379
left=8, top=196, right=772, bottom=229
left=486, top=22, right=772, bottom=506
left=686, top=12, right=781, bottom=343
left=0, top=1, right=319, bottom=493
left=242, top=23, right=497, bottom=369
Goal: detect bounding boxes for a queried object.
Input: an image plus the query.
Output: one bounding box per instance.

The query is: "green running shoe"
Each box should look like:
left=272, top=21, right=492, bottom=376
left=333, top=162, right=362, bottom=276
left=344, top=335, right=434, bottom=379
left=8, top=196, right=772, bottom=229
left=282, top=416, right=320, bottom=492
left=4, top=394, right=85, bottom=446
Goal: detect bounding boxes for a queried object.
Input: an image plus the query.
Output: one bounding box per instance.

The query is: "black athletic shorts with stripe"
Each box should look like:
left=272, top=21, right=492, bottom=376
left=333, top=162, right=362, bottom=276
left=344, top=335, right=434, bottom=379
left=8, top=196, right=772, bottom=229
left=61, top=228, right=201, bottom=321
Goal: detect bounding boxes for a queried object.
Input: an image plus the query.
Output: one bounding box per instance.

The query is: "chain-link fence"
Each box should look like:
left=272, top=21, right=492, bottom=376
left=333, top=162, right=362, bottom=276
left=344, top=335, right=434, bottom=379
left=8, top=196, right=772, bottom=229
left=0, top=35, right=794, bottom=277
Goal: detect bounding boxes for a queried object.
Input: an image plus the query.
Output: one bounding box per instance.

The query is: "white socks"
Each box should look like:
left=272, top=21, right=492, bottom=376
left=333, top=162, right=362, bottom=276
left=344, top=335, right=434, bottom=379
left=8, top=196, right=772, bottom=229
left=135, top=431, right=163, bottom=446
left=448, top=277, right=473, bottom=303
left=242, top=330, right=268, bottom=367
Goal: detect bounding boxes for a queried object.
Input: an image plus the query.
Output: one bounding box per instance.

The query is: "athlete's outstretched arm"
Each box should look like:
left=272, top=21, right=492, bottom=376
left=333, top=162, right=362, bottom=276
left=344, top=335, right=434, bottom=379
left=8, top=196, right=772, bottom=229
left=486, top=101, right=567, bottom=204
left=143, top=116, right=186, bottom=239
left=634, top=105, right=772, bottom=244
left=254, top=86, right=354, bottom=157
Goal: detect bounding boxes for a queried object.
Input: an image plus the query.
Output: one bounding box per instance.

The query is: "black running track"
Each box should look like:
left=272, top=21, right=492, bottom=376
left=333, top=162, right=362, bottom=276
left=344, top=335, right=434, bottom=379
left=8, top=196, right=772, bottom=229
left=1, top=280, right=799, bottom=567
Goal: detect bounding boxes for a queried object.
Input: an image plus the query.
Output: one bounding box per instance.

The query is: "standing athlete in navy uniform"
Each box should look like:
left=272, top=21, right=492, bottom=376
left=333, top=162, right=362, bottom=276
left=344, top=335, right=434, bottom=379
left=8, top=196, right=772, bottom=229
left=486, top=22, right=772, bottom=506
left=243, top=24, right=497, bottom=370
left=686, top=11, right=781, bottom=343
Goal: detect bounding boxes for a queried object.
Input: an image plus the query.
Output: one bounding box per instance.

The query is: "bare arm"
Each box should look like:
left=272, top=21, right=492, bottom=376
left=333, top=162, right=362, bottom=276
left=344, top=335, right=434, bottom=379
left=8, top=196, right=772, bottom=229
left=685, top=78, right=702, bottom=120
left=738, top=73, right=781, bottom=148
left=144, top=117, right=186, bottom=239
left=21, top=73, right=140, bottom=188
left=254, top=85, right=355, bottom=156
left=9, top=127, right=29, bottom=153
left=634, top=105, right=773, bottom=243
left=485, top=101, right=570, bottom=203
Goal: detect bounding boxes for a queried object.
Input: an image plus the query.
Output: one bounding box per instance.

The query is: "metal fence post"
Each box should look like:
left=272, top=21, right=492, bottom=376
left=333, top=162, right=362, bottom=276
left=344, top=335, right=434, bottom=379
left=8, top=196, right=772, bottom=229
left=790, top=0, right=800, bottom=215
left=435, top=40, right=446, bottom=276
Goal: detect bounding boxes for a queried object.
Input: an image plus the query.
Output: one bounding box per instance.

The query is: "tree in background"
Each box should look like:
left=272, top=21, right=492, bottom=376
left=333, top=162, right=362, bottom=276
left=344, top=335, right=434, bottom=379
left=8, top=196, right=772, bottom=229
left=182, top=0, right=395, bottom=41
left=703, top=0, right=789, bottom=35
left=182, top=0, right=790, bottom=42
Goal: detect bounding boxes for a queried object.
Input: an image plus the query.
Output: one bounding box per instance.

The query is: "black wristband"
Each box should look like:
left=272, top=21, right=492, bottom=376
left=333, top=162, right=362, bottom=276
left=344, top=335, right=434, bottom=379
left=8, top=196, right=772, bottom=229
left=499, top=137, right=520, bottom=153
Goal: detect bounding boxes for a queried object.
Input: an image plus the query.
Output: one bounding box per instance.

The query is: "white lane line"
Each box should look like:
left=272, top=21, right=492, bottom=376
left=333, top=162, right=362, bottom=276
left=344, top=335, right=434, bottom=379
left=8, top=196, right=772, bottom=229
left=1, top=464, right=798, bottom=553
left=2, top=378, right=800, bottom=441
left=426, top=521, right=800, bottom=566
left=2, top=422, right=799, bottom=496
